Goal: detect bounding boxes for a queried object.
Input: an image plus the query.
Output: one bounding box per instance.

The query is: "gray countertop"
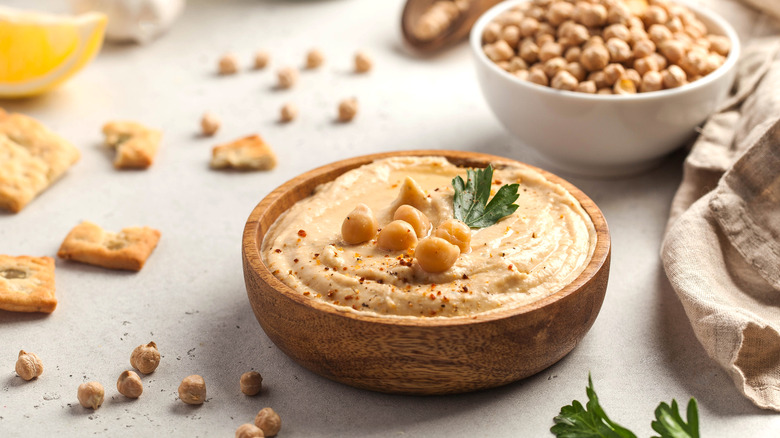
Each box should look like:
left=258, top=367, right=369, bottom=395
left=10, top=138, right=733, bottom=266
left=1, top=0, right=777, bottom=436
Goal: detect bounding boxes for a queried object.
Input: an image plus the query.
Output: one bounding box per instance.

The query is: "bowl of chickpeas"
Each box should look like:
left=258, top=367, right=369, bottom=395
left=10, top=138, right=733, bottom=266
left=471, top=0, right=739, bottom=177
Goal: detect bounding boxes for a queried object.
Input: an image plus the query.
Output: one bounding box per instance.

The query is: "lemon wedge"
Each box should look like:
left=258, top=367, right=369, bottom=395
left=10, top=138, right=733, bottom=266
left=0, top=7, right=107, bottom=98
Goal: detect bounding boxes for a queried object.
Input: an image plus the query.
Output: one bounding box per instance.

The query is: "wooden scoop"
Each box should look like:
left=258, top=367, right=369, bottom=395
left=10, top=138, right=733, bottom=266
left=401, top=0, right=503, bottom=53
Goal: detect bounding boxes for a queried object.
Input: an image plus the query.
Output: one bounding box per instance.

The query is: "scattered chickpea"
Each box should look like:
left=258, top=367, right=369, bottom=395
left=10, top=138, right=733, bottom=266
left=377, top=220, right=418, bottom=251
left=393, top=205, right=431, bottom=238
left=218, top=53, right=239, bottom=75
left=255, top=407, right=282, bottom=437
left=432, top=219, right=471, bottom=253
left=117, top=370, right=143, bottom=399
left=342, top=204, right=378, bottom=245
left=178, top=375, right=206, bottom=405
left=240, top=371, right=263, bottom=396
left=201, top=112, right=220, bottom=136
left=15, top=350, right=43, bottom=381
left=253, top=50, right=270, bottom=70
left=354, top=51, right=373, bottom=73
left=414, top=237, right=460, bottom=273
left=236, top=423, right=265, bottom=438
left=277, top=67, right=298, bottom=89
left=337, top=98, right=358, bottom=122
left=280, top=103, right=298, bottom=123
left=77, top=382, right=104, bottom=410
left=130, top=341, right=160, bottom=374
left=306, top=49, right=325, bottom=69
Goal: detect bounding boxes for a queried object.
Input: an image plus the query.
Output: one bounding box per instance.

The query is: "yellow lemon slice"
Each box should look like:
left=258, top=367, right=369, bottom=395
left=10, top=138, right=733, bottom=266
left=0, top=7, right=107, bottom=98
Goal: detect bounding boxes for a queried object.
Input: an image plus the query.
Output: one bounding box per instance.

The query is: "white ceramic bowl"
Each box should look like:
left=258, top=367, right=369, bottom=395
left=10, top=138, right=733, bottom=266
left=470, top=0, right=740, bottom=177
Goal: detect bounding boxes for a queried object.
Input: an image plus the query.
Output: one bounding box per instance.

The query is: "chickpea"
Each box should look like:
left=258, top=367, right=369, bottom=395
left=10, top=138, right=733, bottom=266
left=580, top=44, right=610, bottom=72
left=606, top=38, right=632, bottom=62
left=564, top=46, right=582, bottom=63
left=708, top=35, right=731, bottom=56
left=527, top=5, right=545, bottom=20
left=277, top=67, right=298, bottom=89
left=393, top=205, right=431, bottom=238
left=578, top=3, right=607, bottom=27
left=702, top=53, right=725, bottom=75
left=396, top=176, right=428, bottom=210
left=77, top=382, right=104, bottom=410
left=679, top=50, right=706, bottom=76
left=666, top=16, right=684, bottom=33
left=218, top=53, right=239, bottom=75
left=236, top=423, right=265, bottom=438
left=377, top=220, right=418, bottom=251
left=508, top=57, right=529, bottom=72
left=546, top=1, right=574, bottom=26
left=643, top=5, right=668, bottom=27
left=685, top=19, right=707, bottom=39
left=253, top=50, right=270, bottom=69
left=432, top=219, right=471, bottom=253
left=501, top=25, right=521, bottom=48
left=519, top=39, right=540, bottom=63
left=576, top=80, right=597, bottom=93
left=276, top=103, right=298, bottom=123
left=603, top=24, right=630, bottom=41
left=528, top=68, right=549, bottom=86
left=15, top=350, right=43, bottom=381
left=588, top=71, right=609, bottom=89
left=130, top=341, right=160, bottom=374
left=633, top=39, right=656, bottom=59
left=255, top=407, right=282, bottom=437
left=603, top=63, right=626, bottom=86
left=117, top=370, right=143, bottom=398
left=661, top=65, right=687, bottom=88
left=596, top=88, right=613, bottom=94
left=496, top=61, right=511, bottom=71
left=641, top=71, right=663, bottom=92
left=648, top=24, right=672, bottom=44
left=536, top=22, right=556, bottom=38
left=200, top=112, right=220, bottom=136
left=652, top=52, right=668, bottom=70
left=497, top=11, right=524, bottom=27
left=627, top=16, right=645, bottom=31
left=513, top=69, right=530, bottom=81
left=634, top=56, right=658, bottom=76
left=551, top=70, right=579, bottom=90
left=607, top=3, right=631, bottom=24
left=354, top=51, right=373, bottom=73
left=484, top=40, right=514, bottom=62
left=338, top=98, right=358, bottom=122
left=341, top=204, right=378, bottom=245
left=519, top=17, right=540, bottom=37
left=240, top=371, right=263, bottom=396
left=613, top=77, right=637, bottom=94
left=584, top=36, right=605, bottom=49
left=483, top=22, right=502, bottom=43
left=539, top=41, right=563, bottom=62
left=543, top=57, right=567, bottom=78
left=658, top=40, right=685, bottom=64
left=414, top=237, right=460, bottom=273
left=305, top=49, right=325, bottom=69
left=178, top=374, right=206, bottom=405
left=535, top=33, right=555, bottom=47
left=566, top=62, right=587, bottom=82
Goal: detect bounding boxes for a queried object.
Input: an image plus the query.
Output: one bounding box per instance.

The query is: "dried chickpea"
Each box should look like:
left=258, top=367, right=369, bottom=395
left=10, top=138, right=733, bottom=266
left=496, top=61, right=511, bottom=71
left=634, top=56, right=658, bottom=76
left=576, top=80, right=597, bottom=93
left=543, top=57, right=567, bottom=78
left=546, top=1, right=574, bottom=26
left=354, top=51, right=373, bottom=73
left=648, top=24, right=672, bottom=44
left=77, top=382, right=104, bottom=410
left=613, top=77, right=637, bottom=94
left=519, top=39, right=540, bottom=63
left=564, top=46, right=582, bottom=63
left=578, top=3, right=607, bottom=27
left=253, top=50, right=270, bottom=69
left=236, top=423, right=265, bottom=438
left=535, top=33, right=555, bottom=47
left=658, top=40, right=685, bottom=64
left=240, top=371, right=263, bottom=396
left=527, top=5, right=545, bottom=20
left=625, top=68, right=642, bottom=86
left=606, top=38, right=632, bottom=62
left=519, top=17, right=540, bottom=37
left=641, top=71, right=663, bottom=92
left=508, top=57, right=529, bottom=72
left=414, top=237, right=460, bottom=273
left=603, top=63, right=626, bottom=86
left=566, top=62, right=587, bottom=82
left=338, top=98, right=358, bottom=122
left=685, top=19, right=707, bottom=39
left=483, top=21, right=502, bottom=43
left=15, top=350, right=43, bottom=381
left=667, top=16, right=684, bottom=33
left=497, top=10, right=524, bottom=27
left=501, top=25, right=522, bottom=48
left=514, top=69, right=530, bottom=81
left=131, top=341, right=160, bottom=374
left=551, top=70, right=578, bottom=90
left=255, top=407, right=282, bottom=437
left=652, top=52, right=668, bottom=70
left=702, top=53, right=725, bottom=75
left=580, top=44, right=610, bottom=72
left=117, top=370, right=143, bottom=399
left=178, top=375, right=206, bottom=405
left=597, top=88, right=613, bottom=95
left=607, top=3, right=631, bottom=24
left=218, top=53, right=239, bottom=75
left=661, top=65, right=687, bottom=88
left=432, top=219, right=471, bottom=253
left=708, top=35, right=731, bottom=56
left=279, top=103, right=298, bottom=123
left=305, top=49, right=325, bottom=69
left=633, top=39, right=656, bottom=59
left=643, top=5, right=668, bottom=27
left=679, top=50, right=706, bottom=76
left=584, top=35, right=605, bottom=49
left=603, top=24, right=630, bottom=41
left=200, top=112, right=220, bottom=136
left=539, top=41, right=563, bottom=62
left=342, top=204, right=378, bottom=245
left=377, top=220, right=418, bottom=251
left=536, top=22, right=556, bottom=38
left=393, top=205, right=431, bottom=238
left=484, top=40, right=514, bottom=62
left=277, top=67, right=298, bottom=89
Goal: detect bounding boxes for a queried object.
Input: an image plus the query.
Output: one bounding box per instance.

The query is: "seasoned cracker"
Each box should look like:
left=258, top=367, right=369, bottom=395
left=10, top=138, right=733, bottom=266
left=57, top=221, right=161, bottom=271
left=102, top=121, right=161, bottom=169
left=0, top=109, right=80, bottom=213
left=0, top=255, right=57, bottom=313
left=210, top=134, right=277, bottom=171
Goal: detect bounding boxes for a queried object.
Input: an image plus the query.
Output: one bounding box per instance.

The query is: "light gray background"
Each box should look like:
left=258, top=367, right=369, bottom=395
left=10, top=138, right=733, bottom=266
left=1, top=0, right=777, bottom=436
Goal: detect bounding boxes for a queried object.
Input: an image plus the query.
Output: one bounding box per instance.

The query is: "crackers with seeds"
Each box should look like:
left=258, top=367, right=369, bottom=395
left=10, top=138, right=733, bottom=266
left=103, top=121, right=161, bottom=169
left=210, top=134, right=277, bottom=171
left=0, top=109, right=80, bottom=213
left=0, top=255, right=57, bottom=313
left=57, top=221, right=161, bottom=271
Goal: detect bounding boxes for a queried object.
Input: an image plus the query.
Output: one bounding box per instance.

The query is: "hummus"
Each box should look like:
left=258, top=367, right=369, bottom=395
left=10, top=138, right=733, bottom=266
left=262, top=156, right=596, bottom=318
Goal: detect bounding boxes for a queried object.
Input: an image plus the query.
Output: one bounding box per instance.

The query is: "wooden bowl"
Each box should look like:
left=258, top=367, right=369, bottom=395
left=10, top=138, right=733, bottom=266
left=242, top=150, right=611, bottom=395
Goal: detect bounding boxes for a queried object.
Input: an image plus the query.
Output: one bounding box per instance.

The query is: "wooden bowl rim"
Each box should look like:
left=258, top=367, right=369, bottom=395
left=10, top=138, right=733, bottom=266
left=243, top=150, right=610, bottom=328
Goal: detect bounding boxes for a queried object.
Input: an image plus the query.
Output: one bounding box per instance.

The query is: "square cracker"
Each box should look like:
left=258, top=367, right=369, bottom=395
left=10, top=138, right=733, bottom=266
left=102, top=121, right=161, bottom=169
left=0, top=255, right=57, bottom=313
left=57, top=221, right=161, bottom=271
left=0, top=109, right=81, bottom=213
left=210, top=134, right=277, bottom=170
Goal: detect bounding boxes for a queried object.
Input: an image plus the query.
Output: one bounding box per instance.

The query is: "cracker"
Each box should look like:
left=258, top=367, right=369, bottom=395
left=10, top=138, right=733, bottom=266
left=210, top=134, right=277, bottom=170
left=103, top=121, right=161, bottom=169
left=0, top=109, right=80, bottom=213
left=0, top=255, right=57, bottom=313
left=57, top=221, right=161, bottom=271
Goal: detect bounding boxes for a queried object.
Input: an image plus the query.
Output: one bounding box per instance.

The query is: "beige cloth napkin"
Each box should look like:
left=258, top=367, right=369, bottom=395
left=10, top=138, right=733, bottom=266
left=661, top=1, right=780, bottom=412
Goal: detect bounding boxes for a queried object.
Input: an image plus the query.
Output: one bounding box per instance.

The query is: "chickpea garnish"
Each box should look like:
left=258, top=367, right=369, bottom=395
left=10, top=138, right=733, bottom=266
left=254, top=407, right=282, bottom=437
left=277, top=67, right=298, bottom=89
left=337, top=98, right=358, bottom=122
left=240, top=371, right=263, bottom=396
left=218, top=53, right=239, bottom=75
left=377, top=220, right=418, bottom=251
left=117, top=370, right=143, bottom=398
left=236, top=423, right=265, bottom=438
left=342, top=204, right=378, bottom=245
left=305, top=48, right=325, bottom=69
left=433, top=219, right=471, bottom=253
left=354, top=51, right=373, bottom=73
left=77, top=381, right=105, bottom=410
left=393, top=205, right=431, bottom=238
left=414, top=237, right=460, bottom=273
left=178, top=374, right=206, bottom=405
left=201, top=112, right=220, bottom=136
left=130, top=341, right=160, bottom=374
left=15, top=350, right=43, bottom=381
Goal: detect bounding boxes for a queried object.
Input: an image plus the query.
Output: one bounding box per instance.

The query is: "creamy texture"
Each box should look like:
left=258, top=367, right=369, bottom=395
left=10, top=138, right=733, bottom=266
left=262, top=157, right=597, bottom=318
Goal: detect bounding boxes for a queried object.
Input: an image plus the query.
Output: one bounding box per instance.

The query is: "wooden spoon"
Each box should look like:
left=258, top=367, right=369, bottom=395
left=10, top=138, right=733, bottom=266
left=401, top=0, right=503, bottom=53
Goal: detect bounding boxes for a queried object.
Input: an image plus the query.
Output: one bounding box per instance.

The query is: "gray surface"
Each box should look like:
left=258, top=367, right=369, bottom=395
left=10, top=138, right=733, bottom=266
left=1, top=0, right=778, bottom=436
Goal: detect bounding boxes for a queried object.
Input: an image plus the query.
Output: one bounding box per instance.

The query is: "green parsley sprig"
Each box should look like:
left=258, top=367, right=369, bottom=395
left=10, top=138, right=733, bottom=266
left=551, top=375, right=700, bottom=438
left=452, top=165, right=520, bottom=229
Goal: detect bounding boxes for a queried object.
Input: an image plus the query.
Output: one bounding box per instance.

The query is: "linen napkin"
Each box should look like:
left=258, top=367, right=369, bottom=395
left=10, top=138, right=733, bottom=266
left=661, top=1, right=780, bottom=411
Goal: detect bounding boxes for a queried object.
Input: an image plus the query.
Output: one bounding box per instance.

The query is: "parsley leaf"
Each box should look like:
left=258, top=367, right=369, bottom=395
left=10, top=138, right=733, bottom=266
left=452, top=165, right=519, bottom=229
left=651, top=399, right=699, bottom=438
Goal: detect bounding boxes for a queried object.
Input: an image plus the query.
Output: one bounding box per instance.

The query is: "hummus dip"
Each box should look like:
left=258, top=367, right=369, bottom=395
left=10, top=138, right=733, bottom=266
left=262, top=157, right=596, bottom=318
